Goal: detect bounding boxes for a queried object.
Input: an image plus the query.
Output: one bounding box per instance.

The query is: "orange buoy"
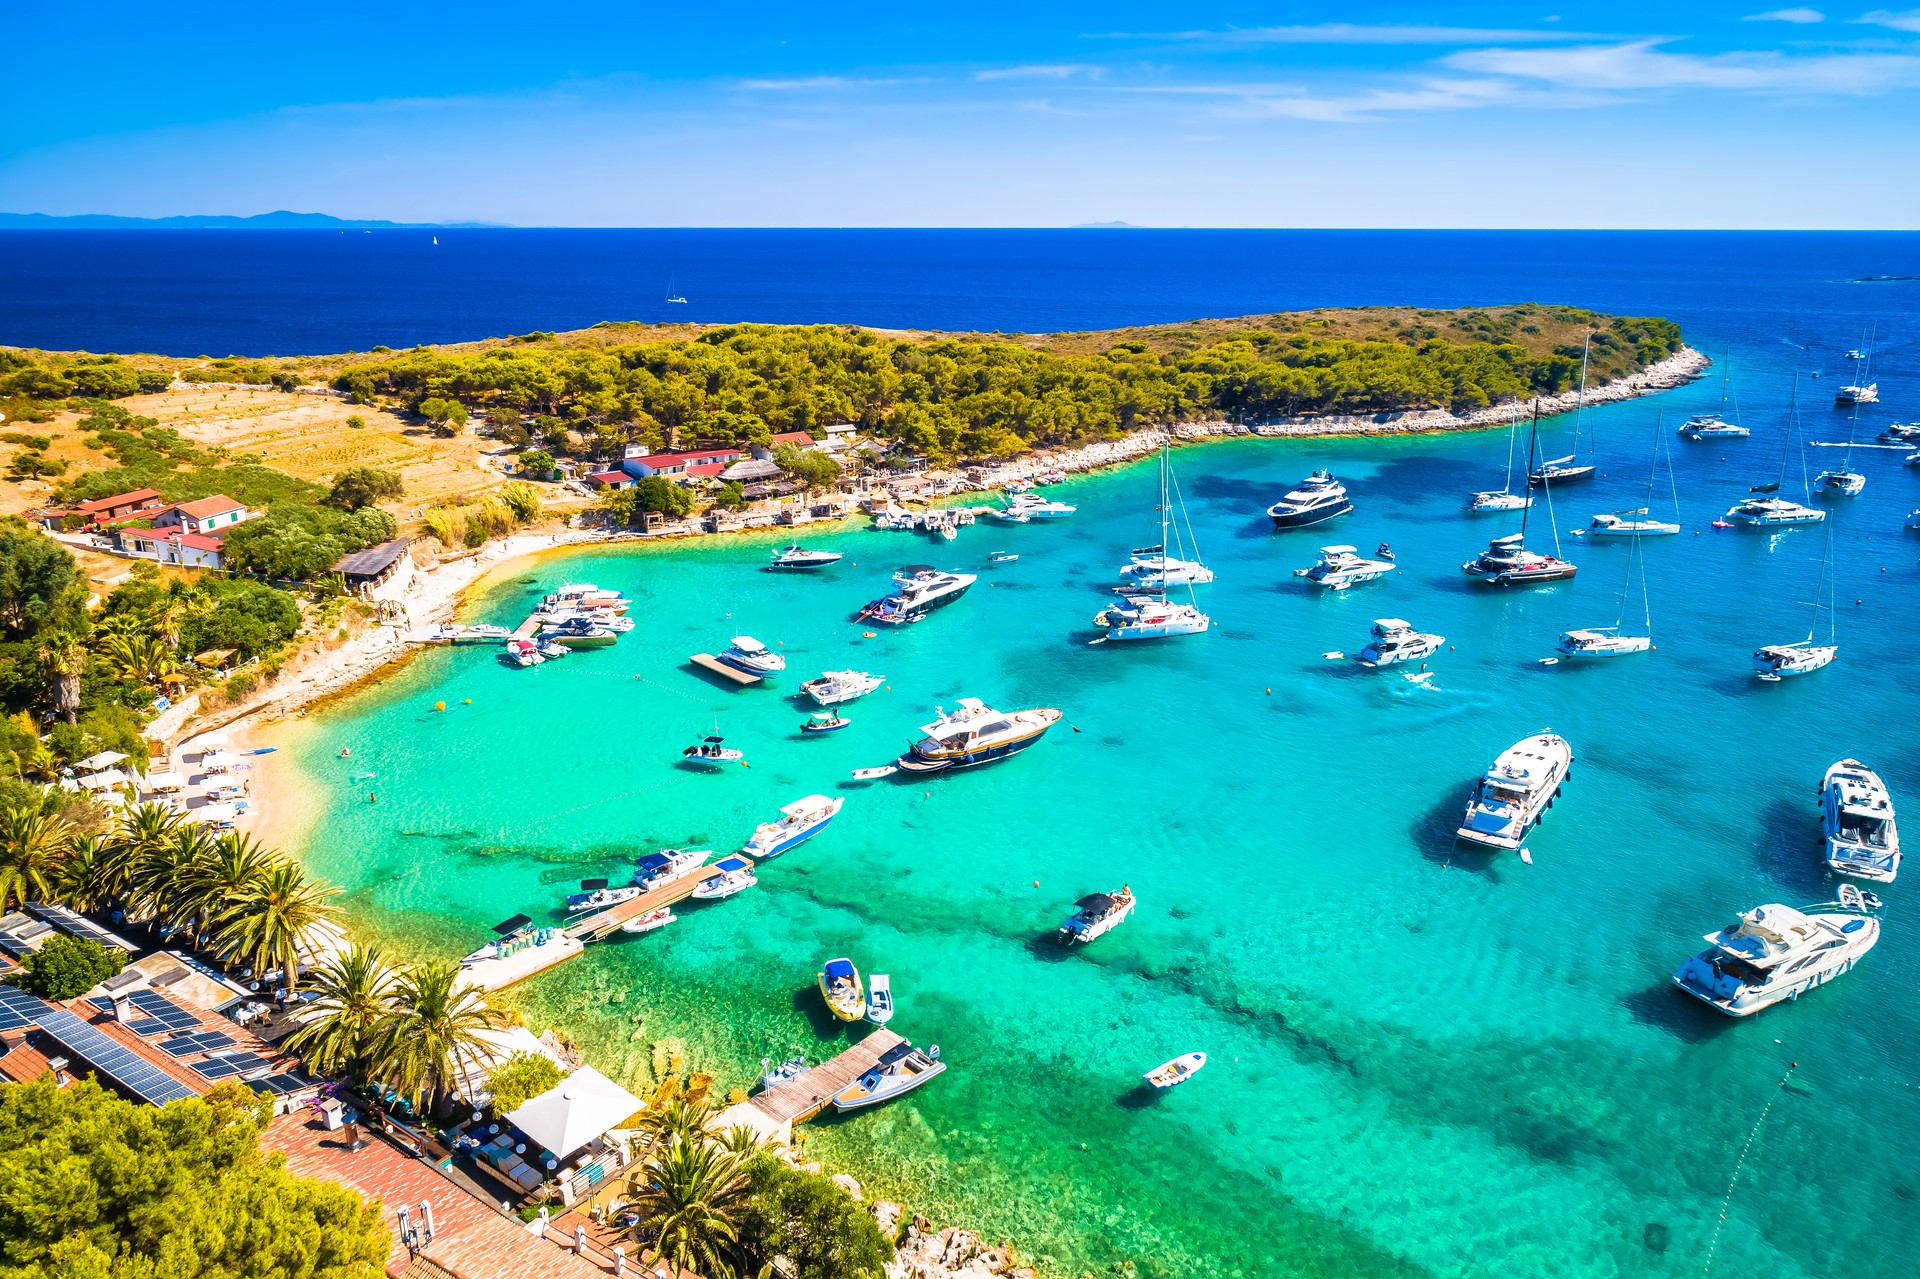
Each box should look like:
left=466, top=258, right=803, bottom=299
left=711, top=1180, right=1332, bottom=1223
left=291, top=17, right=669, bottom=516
left=434, top=701, right=446, bottom=712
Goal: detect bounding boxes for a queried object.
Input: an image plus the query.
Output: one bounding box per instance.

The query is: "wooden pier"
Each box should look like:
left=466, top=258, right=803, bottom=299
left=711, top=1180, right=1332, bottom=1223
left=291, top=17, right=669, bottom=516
left=689, top=653, right=761, bottom=685
left=511, top=613, right=543, bottom=640
left=748, top=1030, right=906, bottom=1126
left=566, top=864, right=727, bottom=942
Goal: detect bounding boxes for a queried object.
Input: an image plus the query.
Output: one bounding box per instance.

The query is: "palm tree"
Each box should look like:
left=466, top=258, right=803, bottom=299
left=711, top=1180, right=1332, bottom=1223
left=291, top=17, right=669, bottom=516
left=0, top=803, right=74, bottom=909
left=283, top=942, right=398, bottom=1079
left=35, top=636, right=87, bottom=724
left=374, top=958, right=505, bottom=1113
left=119, top=801, right=185, bottom=855
left=179, top=831, right=277, bottom=939
left=126, top=825, right=218, bottom=933
left=212, top=861, right=341, bottom=992
left=627, top=1140, right=752, bottom=1279
left=640, top=1091, right=716, bottom=1154
left=98, top=633, right=180, bottom=685
left=54, top=835, right=122, bottom=912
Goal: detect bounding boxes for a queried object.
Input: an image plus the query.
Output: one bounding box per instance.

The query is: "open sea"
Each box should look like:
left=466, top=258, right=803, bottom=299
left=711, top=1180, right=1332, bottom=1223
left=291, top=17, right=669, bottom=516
left=8, top=230, right=1920, bottom=1277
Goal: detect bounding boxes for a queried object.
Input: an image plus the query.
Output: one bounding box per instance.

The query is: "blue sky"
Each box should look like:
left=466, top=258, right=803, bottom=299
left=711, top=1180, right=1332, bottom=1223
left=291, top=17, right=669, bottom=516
left=5, top=3, right=1920, bottom=227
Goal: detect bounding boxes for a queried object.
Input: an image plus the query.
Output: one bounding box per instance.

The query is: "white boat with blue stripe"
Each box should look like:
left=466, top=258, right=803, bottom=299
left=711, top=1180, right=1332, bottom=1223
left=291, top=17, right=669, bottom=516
left=743, top=794, right=844, bottom=858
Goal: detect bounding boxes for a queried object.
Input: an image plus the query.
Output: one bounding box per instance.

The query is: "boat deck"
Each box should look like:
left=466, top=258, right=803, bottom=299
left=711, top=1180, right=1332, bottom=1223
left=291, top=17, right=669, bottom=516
left=748, top=1030, right=906, bottom=1125
left=690, top=653, right=762, bottom=685
left=566, top=865, right=727, bottom=941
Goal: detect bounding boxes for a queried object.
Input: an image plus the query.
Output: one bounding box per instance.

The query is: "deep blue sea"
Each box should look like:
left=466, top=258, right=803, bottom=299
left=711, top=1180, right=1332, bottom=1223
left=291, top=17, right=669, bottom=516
left=11, top=230, right=1920, bottom=1277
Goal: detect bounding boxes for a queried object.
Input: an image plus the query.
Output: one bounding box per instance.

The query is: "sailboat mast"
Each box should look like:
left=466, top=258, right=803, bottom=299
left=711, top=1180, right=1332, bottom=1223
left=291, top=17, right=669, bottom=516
left=1573, top=332, right=1592, bottom=460
left=1503, top=396, right=1518, bottom=490
left=1779, top=373, right=1799, bottom=494
left=1810, top=518, right=1835, bottom=644
left=1520, top=403, right=1539, bottom=542
left=1158, top=444, right=1172, bottom=606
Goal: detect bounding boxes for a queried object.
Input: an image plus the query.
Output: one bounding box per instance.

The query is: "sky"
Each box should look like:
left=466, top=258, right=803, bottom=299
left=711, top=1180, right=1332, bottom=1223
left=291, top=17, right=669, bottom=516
left=5, top=2, right=1920, bottom=228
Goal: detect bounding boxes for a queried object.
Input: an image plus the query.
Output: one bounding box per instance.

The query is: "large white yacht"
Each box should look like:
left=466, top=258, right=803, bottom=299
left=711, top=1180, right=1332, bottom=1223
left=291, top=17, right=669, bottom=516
left=1671, top=897, right=1880, bottom=1016
left=1723, top=496, right=1825, bottom=527
left=800, top=670, right=884, bottom=706
left=1455, top=732, right=1572, bottom=851
left=1834, top=381, right=1878, bottom=405
left=1266, top=470, right=1354, bottom=529
left=1462, top=533, right=1577, bottom=586
left=1002, top=491, right=1076, bottom=520
left=895, top=699, right=1062, bottom=773
left=1677, top=412, right=1749, bottom=440
left=716, top=635, right=785, bottom=676
left=1117, top=550, right=1215, bottom=588
left=1294, top=545, right=1395, bottom=591
left=1586, top=509, right=1679, bottom=537
left=1094, top=594, right=1210, bottom=639
left=858, top=565, right=977, bottom=625
left=1821, top=758, right=1900, bottom=883
left=1352, top=618, right=1444, bottom=667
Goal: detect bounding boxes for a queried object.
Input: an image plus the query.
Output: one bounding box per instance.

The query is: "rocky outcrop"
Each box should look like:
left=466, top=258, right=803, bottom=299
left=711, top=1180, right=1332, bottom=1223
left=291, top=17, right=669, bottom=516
left=876, top=1206, right=1035, bottom=1279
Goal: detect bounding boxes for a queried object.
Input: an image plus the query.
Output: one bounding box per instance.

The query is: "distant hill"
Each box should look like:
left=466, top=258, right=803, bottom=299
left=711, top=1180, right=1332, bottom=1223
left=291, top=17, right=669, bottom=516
left=0, top=211, right=499, bottom=229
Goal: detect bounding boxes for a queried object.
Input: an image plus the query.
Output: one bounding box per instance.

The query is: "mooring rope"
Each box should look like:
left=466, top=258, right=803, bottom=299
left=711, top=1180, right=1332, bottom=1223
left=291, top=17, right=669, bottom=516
left=1703, top=1060, right=1797, bottom=1276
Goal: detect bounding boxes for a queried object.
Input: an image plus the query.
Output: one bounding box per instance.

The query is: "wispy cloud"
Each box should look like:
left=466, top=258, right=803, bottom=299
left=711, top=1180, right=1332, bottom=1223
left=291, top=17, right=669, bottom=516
left=736, top=75, right=927, bottom=91
left=1743, top=8, right=1825, bottom=21
left=973, top=64, right=1099, bottom=82
left=1854, top=8, right=1920, bottom=31
left=1116, top=76, right=1540, bottom=123
left=1447, top=39, right=1920, bottom=93
left=1154, top=22, right=1601, bottom=45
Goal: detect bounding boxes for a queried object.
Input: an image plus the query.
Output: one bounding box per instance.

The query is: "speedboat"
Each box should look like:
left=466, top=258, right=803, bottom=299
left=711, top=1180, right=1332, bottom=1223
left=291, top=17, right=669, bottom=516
left=534, top=639, right=571, bottom=660
left=1586, top=509, right=1679, bottom=537
left=858, top=565, right=977, bottom=625
left=1293, top=545, right=1394, bottom=590
left=743, top=794, right=844, bottom=858
left=1815, top=467, right=1865, bottom=496
left=543, top=617, right=617, bottom=647
left=1835, top=382, right=1878, bottom=405
left=865, top=972, right=894, bottom=1025
left=1059, top=887, right=1134, bottom=945
left=1468, top=489, right=1531, bottom=512
left=896, top=699, right=1062, bottom=773
left=691, top=855, right=758, bottom=899
left=817, top=957, right=864, bottom=1021
left=999, top=491, right=1075, bottom=520
left=1094, top=594, right=1210, bottom=640
left=1352, top=618, right=1443, bottom=667
left=922, top=511, right=958, bottom=542
left=1528, top=454, right=1595, bottom=486
left=801, top=710, right=850, bottom=734
left=1677, top=413, right=1750, bottom=440
left=450, top=623, right=513, bottom=643
left=1143, top=1052, right=1205, bottom=1090
left=1908, top=509, right=1920, bottom=531
left=1877, top=422, right=1920, bottom=445
left=1556, top=627, right=1651, bottom=659
left=1266, top=470, right=1353, bottom=529
left=1671, top=897, right=1880, bottom=1016
left=1455, top=732, right=1572, bottom=851
left=544, top=610, right=634, bottom=632
left=1752, top=640, right=1836, bottom=681
left=831, top=1041, right=945, bottom=1112
left=717, top=635, right=785, bottom=676
left=1462, top=534, right=1576, bottom=586
left=682, top=735, right=744, bottom=767
left=1822, top=758, right=1900, bottom=883
left=620, top=907, right=676, bottom=934
left=543, top=583, right=628, bottom=614
left=502, top=639, right=544, bottom=668
left=988, top=551, right=1020, bottom=564
left=770, top=543, right=843, bottom=570
left=760, top=1055, right=807, bottom=1089
left=800, top=669, right=883, bottom=705
left=565, top=878, right=642, bottom=913
left=1117, top=547, right=1214, bottom=588
left=1723, top=496, right=1825, bottom=527
left=634, top=848, right=708, bottom=887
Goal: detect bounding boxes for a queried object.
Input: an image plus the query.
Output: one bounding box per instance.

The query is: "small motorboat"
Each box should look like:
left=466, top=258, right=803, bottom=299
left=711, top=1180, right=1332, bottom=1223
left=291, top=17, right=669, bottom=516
left=831, top=1041, right=944, bottom=1112
left=818, top=957, right=864, bottom=1021
left=502, top=639, right=545, bottom=668
left=565, top=878, right=642, bottom=913
left=717, top=635, right=786, bottom=676
left=800, top=669, right=883, bottom=705
left=1838, top=883, right=1884, bottom=912
left=690, top=855, right=758, bottom=899
left=1060, top=887, right=1134, bottom=945
left=682, top=735, right=745, bottom=767
left=534, top=639, right=571, bottom=660
left=988, top=551, right=1020, bottom=564
left=743, top=794, right=845, bottom=857
left=850, top=765, right=899, bottom=781
left=1143, top=1052, right=1206, bottom=1090
left=543, top=617, right=617, bottom=647
left=865, top=972, right=894, bottom=1025
left=620, top=907, right=676, bottom=935
left=801, top=711, right=850, bottom=734
left=449, top=623, right=513, bottom=644
left=770, top=543, right=844, bottom=570
left=760, top=1055, right=808, bottom=1090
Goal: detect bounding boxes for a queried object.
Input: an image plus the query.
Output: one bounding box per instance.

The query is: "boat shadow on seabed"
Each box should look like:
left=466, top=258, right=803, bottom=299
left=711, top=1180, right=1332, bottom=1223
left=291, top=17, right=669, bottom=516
left=1409, top=786, right=1504, bottom=883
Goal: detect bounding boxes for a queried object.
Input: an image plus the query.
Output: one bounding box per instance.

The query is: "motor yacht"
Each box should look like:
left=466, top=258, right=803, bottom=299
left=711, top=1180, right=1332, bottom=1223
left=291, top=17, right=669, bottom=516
left=1877, top=422, right=1920, bottom=445
left=1816, top=467, right=1866, bottom=497
left=1753, top=640, right=1837, bottom=681
left=1835, top=382, right=1878, bottom=405
left=1352, top=618, right=1444, bottom=667
left=1468, top=489, right=1531, bottom=512
left=818, top=957, right=864, bottom=1021
left=770, top=543, right=843, bottom=570
left=1586, top=509, right=1679, bottom=537
left=448, top=623, right=512, bottom=643
left=543, top=583, right=629, bottom=614
left=1723, top=496, right=1825, bottom=527
left=831, top=1041, right=945, bottom=1111
left=1461, top=533, right=1576, bottom=586
left=620, top=907, right=676, bottom=935
left=858, top=566, right=977, bottom=625
left=691, top=855, right=758, bottom=899
left=1294, top=545, right=1395, bottom=590
left=1059, top=887, right=1135, bottom=945
left=633, top=847, right=708, bottom=887
left=1266, top=470, right=1353, bottom=529
left=1117, top=548, right=1215, bottom=588
left=1822, top=758, right=1900, bottom=883
left=1671, top=897, right=1880, bottom=1016
left=922, top=511, right=959, bottom=542
left=1455, top=732, right=1572, bottom=851
left=544, top=609, right=633, bottom=632
left=1094, top=594, right=1211, bottom=640
left=865, top=972, right=894, bottom=1025
left=1000, top=491, right=1075, bottom=520
left=895, top=699, right=1062, bottom=772
left=743, top=794, right=844, bottom=858
left=565, top=878, right=642, bottom=913
left=681, top=735, right=744, bottom=767
left=800, top=669, right=883, bottom=706
left=543, top=617, right=618, bottom=648
left=717, top=635, right=785, bottom=676
left=1677, top=413, right=1749, bottom=440
left=534, top=639, right=571, bottom=660
left=1143, top=1052, right=1206, bottom=1090
left=1556, top=627, right=1650, bottom=659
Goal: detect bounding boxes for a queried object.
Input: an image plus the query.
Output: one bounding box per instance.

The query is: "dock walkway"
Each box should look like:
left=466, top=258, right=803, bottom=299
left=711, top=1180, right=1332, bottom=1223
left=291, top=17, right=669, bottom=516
left=689, top=653, right=761, bottom=685
left=748, top=1030, right=905, bottom=1126
left=566, top=865, right=726, bottom=941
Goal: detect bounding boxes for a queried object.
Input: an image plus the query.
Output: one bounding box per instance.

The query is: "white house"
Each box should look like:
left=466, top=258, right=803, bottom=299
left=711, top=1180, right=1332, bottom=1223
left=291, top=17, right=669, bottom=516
left=116, top=530, right=228, bottom=569
left=152, top=495, right=252, bottom=536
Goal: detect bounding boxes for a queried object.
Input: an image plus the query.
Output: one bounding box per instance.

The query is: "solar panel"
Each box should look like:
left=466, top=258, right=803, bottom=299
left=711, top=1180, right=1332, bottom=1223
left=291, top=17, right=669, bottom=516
left=250, top=1072, right=312, bottom=1095
left=0, top=984, right=54, bottom=1032
left=159, top=1031, right=237, bottom=1058
left=0, top=932, right=32, bottom=961
left=194, top=1031, right=235, bottom=1052
left=125, top=989, right=202, bottom=1029
left=34, top=1009, right=196, bottom=1105
left=213, top=1052, right=270, bottom=1076
left=124, top=1019, right=169, bottom=1036
left=22, top=904, right=137, bottom=953
left=191, top=1059, right=239, bottom=1079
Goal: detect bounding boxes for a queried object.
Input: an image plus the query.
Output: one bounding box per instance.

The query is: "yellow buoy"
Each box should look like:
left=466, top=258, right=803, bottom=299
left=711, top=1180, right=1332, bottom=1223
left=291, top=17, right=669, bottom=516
left=463, top=698, right=472, bottom=704
left=434, top=701, right=446, bottom=712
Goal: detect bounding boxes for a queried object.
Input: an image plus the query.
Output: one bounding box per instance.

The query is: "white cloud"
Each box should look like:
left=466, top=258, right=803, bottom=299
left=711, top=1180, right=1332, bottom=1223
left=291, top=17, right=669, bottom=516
left=1157, top=23, right=1600, bottom=45
left=736, top=75, right=926, bottom=91
left=973, top=64, right=1099, bottom=82
left=1743, top=8, right=1826, bottom=21
left=1447, top=39, right=1920, bottom=93
left=1854, top=8, right=1920, bottom=31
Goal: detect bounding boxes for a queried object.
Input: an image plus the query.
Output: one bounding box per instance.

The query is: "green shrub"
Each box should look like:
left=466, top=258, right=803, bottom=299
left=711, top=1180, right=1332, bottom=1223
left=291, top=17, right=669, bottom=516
left=18, top=935, right=126, bottom=1000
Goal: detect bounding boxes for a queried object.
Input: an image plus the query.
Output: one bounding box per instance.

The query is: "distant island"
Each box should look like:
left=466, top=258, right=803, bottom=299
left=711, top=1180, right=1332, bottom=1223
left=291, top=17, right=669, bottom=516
left=0, top=211, right=498, bottom=230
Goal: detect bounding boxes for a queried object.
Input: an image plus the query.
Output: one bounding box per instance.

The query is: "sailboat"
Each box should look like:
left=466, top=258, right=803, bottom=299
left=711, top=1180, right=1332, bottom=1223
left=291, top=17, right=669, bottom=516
left=1584, top=412, right=1681, bottom=536
left=665, top=274, right=688, bottom=305
left=1836, top=326, right=1878, bottom=405
left=1560, top=424, right=1660, bottom=658
left=1753, top=520, right=1838, bottom=680
left=1095, top=443, right=1211, bottom=640
left=1464, top=404, right=1577, bottom=585
left=1816, top=404, right=1867, bottom=496
left=1529, top=333, right=1597, bottom=486
left=1678, top=348, right=1750, bottom=439
left=1724, top=374, right=1826, bottom=527
left=1468, top=397, right=1534, bottom=512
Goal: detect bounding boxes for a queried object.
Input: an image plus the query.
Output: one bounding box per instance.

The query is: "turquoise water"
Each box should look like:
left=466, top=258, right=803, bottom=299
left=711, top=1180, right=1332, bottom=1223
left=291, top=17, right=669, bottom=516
left=286, top=368, right=1920, bottom=1276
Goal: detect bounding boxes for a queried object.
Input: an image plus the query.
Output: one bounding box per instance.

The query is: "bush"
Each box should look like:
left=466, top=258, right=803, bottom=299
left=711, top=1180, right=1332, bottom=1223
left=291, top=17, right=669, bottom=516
left=6, top=453, right=67, bottom=480
left=418, top=397, right=469, bottom=436
left=713, top=481, right=747, bottom=509
left=0, top=519, right=82, bottom=641
left=517, top=449, right=555, bottom=477
left=497, top=481, right=542, bottom=522
left=423, top=508, right=464, bottom=547
left=325, top=466, right=404, bottom=511
left=345, top=414, right=366, bottom=429
left=18, top=935, right=125, bottom=1000
left=737, top=1155, right=894, bottom=1279
left=484, top=1052, right=562, bottom=1113
left=219, top=503, right=398, bottom=580
left=773, top=444, right=839, bottom=490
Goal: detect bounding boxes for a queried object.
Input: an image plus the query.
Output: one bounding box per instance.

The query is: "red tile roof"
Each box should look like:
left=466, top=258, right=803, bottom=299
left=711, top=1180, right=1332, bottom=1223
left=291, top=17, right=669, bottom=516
left=70, top=489, right=165, bottom=516
left=769, top=431, right=814, bottom=447
left=165, top=495, right=247, bottom=518
left=585, top=471, right=630, bottom=485
left=169, top=532, right=228, bottom=553
left=0, top=1039, right=55, bottom=1084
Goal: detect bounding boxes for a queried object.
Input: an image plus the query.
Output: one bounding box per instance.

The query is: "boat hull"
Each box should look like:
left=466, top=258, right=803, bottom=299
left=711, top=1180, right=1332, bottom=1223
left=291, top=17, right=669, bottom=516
left=1671, top=922, right=1878, bottom=1016
left=745, top=814, right=835, bottom=858
left=860, top=580, right=972, bottom=625
left=1267, top=499, right=1353, bottom=529
left=831, top=1058, right=945, bottom=1110
left=896, top=720, right=1057, bottom=772
left=551, top=632, right=617, bottom=648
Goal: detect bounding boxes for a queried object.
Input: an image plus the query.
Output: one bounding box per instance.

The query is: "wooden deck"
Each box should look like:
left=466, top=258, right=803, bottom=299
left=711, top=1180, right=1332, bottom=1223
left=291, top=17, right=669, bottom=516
left=566, top=865, right=726, bottom=942
left=689, top=653, right=761, bottom=685
left=748, top=1030, right=906, bottom=1126
left=511, top=614, right=543, bottom=640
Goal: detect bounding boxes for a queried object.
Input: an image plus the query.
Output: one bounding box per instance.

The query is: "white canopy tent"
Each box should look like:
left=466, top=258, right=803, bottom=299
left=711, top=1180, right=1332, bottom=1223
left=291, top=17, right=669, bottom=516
left=77, top=769, right=130, bottom=790
left=505, top=1065, right=644, bottom=1160
left=142, top=770, right=186, bottom=791
left=186, top=801, right=239, bottom=824
left=73, top=750, right=129, bottom=772
left=199, top=750, right=242, bottom=770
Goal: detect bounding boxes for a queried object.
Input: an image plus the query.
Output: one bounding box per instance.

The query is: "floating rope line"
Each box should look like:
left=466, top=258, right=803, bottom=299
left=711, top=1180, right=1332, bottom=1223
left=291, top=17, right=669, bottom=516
left=1703, top=1060, right=1797, bottom=1276
left=490, top=772, right=697, bottom=840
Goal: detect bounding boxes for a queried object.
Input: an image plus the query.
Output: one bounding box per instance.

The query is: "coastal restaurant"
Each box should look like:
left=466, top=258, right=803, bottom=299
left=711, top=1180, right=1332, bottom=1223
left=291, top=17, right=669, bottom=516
left=332, top=538, right=414, bottom=597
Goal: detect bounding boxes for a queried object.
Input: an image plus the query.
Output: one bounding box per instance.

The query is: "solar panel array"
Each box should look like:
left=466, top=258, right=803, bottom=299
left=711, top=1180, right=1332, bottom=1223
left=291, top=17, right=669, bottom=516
left=23, top=903, right=136, bottom=953
left=160, top=1031, right=235, bottom=1057
left=34, top=1009, right=197, bottom=1105
left=0, top=932, right=32, bottom=961
left=124, top=989, right=202, bottom=1029
left=192, top=1051, right=270, bottom=1080
left=0, top=983, right=54, bottom=1032
left=249, top=1072, right=313, bottom=1096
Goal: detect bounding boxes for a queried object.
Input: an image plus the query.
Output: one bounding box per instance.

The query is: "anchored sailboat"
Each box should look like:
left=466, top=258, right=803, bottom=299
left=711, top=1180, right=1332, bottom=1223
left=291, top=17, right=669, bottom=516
left=1724, top=373, right=1826, bottom=527
left=1465, top=404, right=1577, bottom=586
left=1584, top=411, right=1680, bottom=537
left=1816, top=403, right=1867, bottom=496
left=1836, top=326, right=1878, bottom=405
left=1753, top=520, right=1839, bottom=681
left=1468, top=396, right=1533, bottom=512
left=1677, top=348, right=1750, bottom=440
left=1529, top=333, right=1597, bottom=486
left=1096, top=442, right=1211, bottom=640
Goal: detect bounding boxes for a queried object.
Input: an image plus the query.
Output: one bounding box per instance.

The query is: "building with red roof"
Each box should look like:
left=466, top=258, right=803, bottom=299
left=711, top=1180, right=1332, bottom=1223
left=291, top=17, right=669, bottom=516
left=152, top=494, right=253, bottom=535
left=34, top=488, right=167, bottom=531
left=619, top=446, right=741, bottom=481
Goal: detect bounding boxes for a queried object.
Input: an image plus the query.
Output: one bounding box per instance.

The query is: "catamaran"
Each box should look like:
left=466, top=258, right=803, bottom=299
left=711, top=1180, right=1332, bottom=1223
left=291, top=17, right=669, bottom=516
left=1469, top=397, right=1534, bottom=512
left=1821, top=758, right=1900, bottom=883
left=1678, top=349, right=1750, bottom=439
left=1098, top=442, right=1211, bottom=639
left=1753, top=519, right=1839, bottom=681
left=1529, top=335, right=1597, bottom=486
left=1671, top=895, right=1880, bottom=1016
left=1815, top=404, right=1867, bottom=496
